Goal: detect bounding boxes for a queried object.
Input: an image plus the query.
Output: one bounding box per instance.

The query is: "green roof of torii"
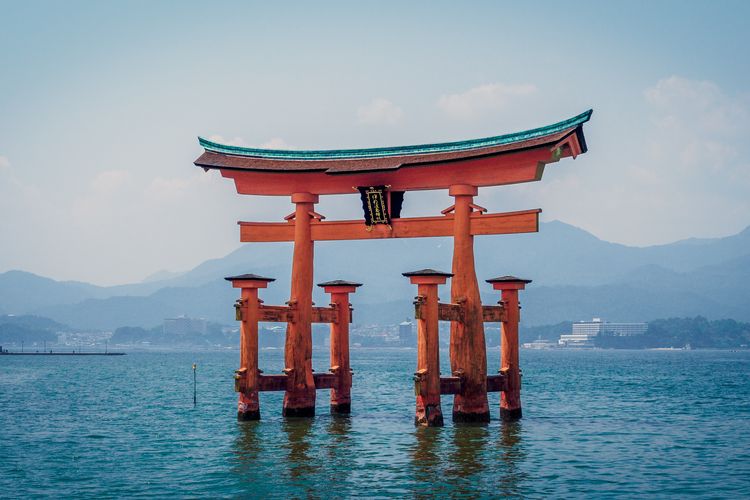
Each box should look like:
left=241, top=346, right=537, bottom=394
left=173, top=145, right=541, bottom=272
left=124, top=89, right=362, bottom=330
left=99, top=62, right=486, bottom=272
left=198, top=109, right=592, bottom=161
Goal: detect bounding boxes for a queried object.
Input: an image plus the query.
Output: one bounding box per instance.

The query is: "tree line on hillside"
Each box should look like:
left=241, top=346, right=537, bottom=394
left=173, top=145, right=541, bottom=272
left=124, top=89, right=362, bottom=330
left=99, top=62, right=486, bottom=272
left=521, top=317, right=750, bottom=349
left=0, top=315, right=65, bottom=344
left=111, top=324, right=232, bottom=346
left=596, top=317, right=750, bottom=349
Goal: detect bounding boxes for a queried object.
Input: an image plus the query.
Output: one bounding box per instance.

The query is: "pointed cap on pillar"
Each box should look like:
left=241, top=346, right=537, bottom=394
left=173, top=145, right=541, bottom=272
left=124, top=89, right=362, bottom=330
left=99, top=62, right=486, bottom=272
left=486, top=275, right=532, bottom=290
left=317, top=279, right=363, bottom=294
left=225, top=273, right=275, bottom=289
left=403, top=268, right=453, bottom=285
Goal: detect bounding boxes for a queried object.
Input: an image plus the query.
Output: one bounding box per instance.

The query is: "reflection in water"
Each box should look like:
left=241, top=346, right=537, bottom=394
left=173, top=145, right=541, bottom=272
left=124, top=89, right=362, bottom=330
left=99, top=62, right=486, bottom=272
left=229, top=413, right=525, bottom=497
left=282, top=418, right=319, bottom=481
left=233, top=421, right=262, bottom=462
left=447, top=423, right=490, bottom=496
left=452, top=424, right=490, bottom=475
left=494, top=421, right=526, bottom=497
left=411, top=427, right=444, bottom=498
left=231, top=418, right=323, bottom=498
left=231, top=421, right=263, bottom=486
left=325, top=416, right=352, bottom=492
left=407, top=422, right=526, bottom=497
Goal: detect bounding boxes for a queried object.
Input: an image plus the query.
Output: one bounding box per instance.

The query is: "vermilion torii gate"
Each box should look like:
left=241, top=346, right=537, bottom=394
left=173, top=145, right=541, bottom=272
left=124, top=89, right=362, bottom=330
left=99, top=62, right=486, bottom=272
left=195, top=109, right=592, bottom=425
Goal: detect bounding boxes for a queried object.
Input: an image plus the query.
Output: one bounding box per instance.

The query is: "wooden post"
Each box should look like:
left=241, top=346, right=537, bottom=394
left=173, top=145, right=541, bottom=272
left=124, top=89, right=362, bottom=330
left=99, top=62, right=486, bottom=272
left=283, top=192, right=319, bottom=417
left=404, top=269, right=452, bottom=427
left=225, top=273, right=275, bottom=421
left=487, top=276, right=532, bottom=421
left=318, top=280, right=363, bottom=415
left=449, top=184, right=490, bottom=422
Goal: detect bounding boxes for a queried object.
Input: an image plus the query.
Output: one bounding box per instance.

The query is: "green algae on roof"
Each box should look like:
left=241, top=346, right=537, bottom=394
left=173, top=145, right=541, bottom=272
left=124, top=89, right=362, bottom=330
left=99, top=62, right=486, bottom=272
left=198, top=109, right=592, bottom=161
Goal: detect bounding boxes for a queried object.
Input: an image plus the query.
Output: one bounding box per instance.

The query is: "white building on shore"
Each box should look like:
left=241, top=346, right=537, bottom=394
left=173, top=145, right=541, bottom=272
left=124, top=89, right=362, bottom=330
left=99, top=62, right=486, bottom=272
left=558, top=318, right=647, bottom=347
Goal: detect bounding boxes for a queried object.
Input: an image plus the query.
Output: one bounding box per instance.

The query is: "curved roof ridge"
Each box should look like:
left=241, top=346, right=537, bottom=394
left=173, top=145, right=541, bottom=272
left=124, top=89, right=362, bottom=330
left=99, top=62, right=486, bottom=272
left=198, top=109, right=592, bottom=161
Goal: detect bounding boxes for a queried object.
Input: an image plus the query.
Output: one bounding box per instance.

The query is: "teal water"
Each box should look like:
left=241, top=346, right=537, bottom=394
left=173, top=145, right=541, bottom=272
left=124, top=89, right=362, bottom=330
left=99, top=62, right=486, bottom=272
left=1, top=348, right=749, bottom=498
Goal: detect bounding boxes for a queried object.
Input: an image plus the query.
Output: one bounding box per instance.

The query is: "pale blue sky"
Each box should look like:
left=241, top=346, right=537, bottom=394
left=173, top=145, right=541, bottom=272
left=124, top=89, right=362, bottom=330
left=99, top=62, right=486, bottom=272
left=1, top=1, right=749, bottom=284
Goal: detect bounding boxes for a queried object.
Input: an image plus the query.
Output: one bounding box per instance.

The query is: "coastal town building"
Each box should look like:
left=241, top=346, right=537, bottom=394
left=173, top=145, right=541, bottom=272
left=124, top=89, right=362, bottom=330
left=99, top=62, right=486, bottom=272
left=558, top=318, right=647, bottom=347
left=163, top=315, right=208, bottom=335
left=398, top=320, right=415, bottom=347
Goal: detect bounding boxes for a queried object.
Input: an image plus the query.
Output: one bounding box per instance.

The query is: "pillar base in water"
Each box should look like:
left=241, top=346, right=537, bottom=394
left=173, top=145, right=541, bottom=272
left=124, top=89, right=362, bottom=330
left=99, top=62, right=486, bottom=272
left=453, top=395, right=490, bottom=423
left=237, top=410, right=260, bottom=421
left=453, top=410, right=491, bottom=423
left=500, top=407, right=522, bottom=422
left=330, top=402, right=351, bottom=415
left=415, top=405, right=444, bottom=427
left=282, top=406, right=316, bottom=418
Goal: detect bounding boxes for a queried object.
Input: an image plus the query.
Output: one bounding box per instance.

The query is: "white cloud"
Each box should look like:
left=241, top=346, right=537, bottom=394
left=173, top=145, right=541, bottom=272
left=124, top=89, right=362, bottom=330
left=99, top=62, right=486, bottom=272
left=207, top=135, right=249, bottom=147
left=145, top=172, right=216, bottom=202
left=207, top=135, right=294, bottom=149
left=437, top=83, right=537, bottom=119
left=643, top=76, right=748, bottom=178
left=644, top=75, right=747, bottom=136
left=71, top=170, right=133, bottom=223
left=90, top=169, right=131, bottom=193
left=357, top=98, right=404, bottom=125
left=494, top=76, right=750, bottom=246
left=259, top=137, right=294, bottom=149
left=0, top=156, right=10, bottom=170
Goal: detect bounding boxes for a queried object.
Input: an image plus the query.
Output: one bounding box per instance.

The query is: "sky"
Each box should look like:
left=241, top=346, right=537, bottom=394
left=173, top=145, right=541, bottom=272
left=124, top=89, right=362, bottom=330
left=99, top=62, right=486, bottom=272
left=1, top=0, right=749, bottom=285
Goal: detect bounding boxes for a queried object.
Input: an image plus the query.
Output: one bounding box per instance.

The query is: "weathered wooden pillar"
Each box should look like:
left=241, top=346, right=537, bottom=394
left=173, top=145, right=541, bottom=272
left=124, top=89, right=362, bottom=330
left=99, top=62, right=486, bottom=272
left=283, top=192, right=318, bottom=417
left=449, top=184, right=490, bottom=422
left=225, top=273, right=275, bottom=421
left=318, top=280, right=362, bottom=415
left=487, top=276, right=531, bottom=421
left=404, top=269, right=452, bottom=427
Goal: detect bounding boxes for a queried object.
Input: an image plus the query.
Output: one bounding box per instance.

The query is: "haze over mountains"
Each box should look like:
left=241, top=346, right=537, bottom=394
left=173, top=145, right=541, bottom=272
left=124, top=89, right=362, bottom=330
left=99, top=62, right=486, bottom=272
left=1, top=220, right=748, bottom=329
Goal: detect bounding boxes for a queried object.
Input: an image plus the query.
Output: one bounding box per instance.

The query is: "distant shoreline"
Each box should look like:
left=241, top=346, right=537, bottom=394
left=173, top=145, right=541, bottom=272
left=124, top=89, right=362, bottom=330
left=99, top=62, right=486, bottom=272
left=0, top=352, right=125, bottom=356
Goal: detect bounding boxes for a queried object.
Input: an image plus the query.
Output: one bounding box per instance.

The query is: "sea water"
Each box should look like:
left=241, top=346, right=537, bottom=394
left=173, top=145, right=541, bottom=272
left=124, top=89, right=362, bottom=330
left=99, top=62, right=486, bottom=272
left=1, top=348, right=748, bottom=498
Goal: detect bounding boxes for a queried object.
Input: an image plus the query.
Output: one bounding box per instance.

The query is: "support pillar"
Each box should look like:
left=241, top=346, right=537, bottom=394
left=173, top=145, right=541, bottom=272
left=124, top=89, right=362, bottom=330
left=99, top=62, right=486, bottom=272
left=487, top=276, right=532, bottom=421
left=225, top=273, right=275, bottom=421
left=404, top=269, right=452, bottom=427
left=448, top=184, right=490, bottom=422
left=318, top=280, right=363, bottom=415
left=283, top=192, right=319, bottom=417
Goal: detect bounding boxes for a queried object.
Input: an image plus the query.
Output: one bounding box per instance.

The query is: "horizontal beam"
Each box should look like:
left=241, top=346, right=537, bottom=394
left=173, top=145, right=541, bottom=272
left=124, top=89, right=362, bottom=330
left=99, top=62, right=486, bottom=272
left=257, top=305, right=342, bottom=323
left=440, top=376, right=462, bottom=395
left=440, top=374, right=508, bottom=394
left=486, top=373, right=507, bottom=393
left=259, top=305, right=292, bottom=323
left=252, top=372, right=340, bottom=392
left=312, top=306, right=338, bottom=324
left=438, top=303, right=463, bottom=322
left=312, top=372, right=337, bottom=390
left=240, top=209, right=540, bottom=242
left=482, top=305, right=507, bottom=323
left=416, top=302, right=508, bottom=323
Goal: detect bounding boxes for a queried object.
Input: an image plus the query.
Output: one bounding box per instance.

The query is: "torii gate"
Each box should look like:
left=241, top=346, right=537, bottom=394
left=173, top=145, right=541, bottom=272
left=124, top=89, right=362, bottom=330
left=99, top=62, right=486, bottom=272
left=195, top=109, right=592, bottom=425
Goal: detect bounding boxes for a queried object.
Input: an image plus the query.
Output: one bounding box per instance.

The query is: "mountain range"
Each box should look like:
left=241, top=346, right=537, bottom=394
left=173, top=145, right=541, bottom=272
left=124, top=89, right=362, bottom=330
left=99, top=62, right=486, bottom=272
left=1, top=220, right=748, bottom=329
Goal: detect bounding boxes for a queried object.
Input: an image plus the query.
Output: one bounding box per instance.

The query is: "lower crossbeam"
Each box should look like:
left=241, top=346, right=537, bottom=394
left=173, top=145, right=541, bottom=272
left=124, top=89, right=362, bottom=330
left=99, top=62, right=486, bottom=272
left=439, top=373, right=507, bottom=395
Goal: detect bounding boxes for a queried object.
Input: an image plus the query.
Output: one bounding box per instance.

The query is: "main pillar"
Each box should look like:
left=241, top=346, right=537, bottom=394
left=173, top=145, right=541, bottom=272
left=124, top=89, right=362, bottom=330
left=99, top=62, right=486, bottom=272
left=487, top=276, right=531, bottom=421
left=318, top=280, right=362, bottom=414
left=283, top=192, right=319, bottom=417
left=404, top=269, right=452, bottom=427
left=449, top=184, right=490, bottom=422
left=225, top=273, right=275, bottom=421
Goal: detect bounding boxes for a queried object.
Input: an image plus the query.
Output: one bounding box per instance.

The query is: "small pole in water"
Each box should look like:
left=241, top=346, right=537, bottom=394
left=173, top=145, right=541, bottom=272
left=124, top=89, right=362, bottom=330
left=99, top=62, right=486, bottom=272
left=193, top=363, right=197, bottom=406
left=105, top=340, right=108, bottom=354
